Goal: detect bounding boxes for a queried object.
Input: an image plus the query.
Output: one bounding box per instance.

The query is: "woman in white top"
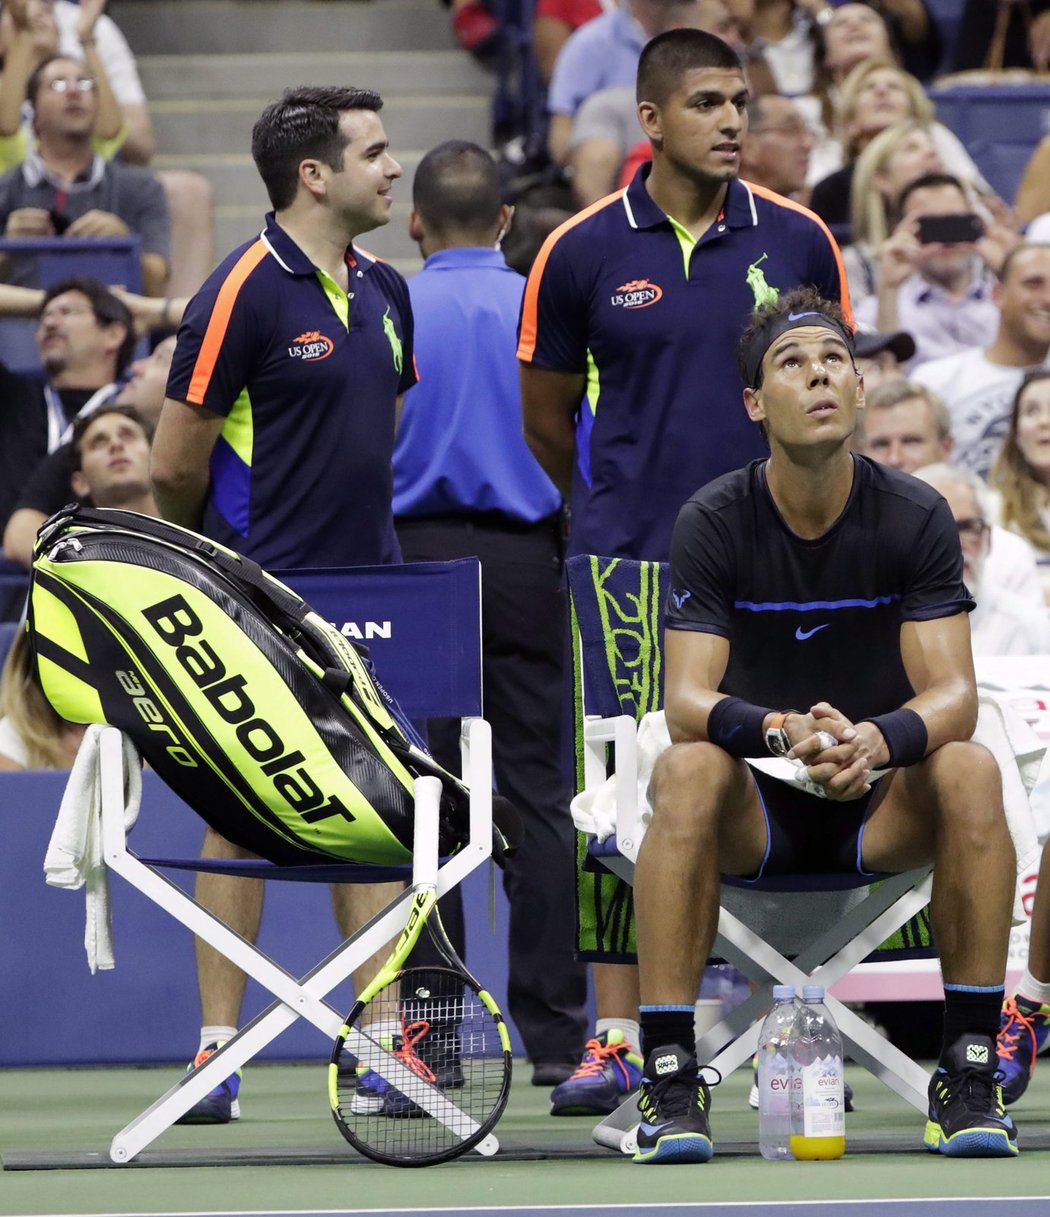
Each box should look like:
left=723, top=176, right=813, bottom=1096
left=0, top=628, right=83, bottom=770
left=989, top=370, right=1050, bottom=604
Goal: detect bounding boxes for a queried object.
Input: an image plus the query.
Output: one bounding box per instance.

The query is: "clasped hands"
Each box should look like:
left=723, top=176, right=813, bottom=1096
left=778, top=703, right=888, bottom=802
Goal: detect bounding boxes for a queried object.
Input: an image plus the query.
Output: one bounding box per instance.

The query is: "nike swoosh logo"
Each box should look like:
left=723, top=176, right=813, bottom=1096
left=788, top=311, right=819, bottom=322
left=795, top=623, right=829, bottom=641
left=639, top=1122, right=676, bottom=1136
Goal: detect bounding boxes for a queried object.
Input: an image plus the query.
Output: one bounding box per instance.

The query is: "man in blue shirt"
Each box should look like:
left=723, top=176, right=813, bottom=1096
left=153, top=86, right=414, bottom=1125
left=394, top=140, right=588, bottom=1086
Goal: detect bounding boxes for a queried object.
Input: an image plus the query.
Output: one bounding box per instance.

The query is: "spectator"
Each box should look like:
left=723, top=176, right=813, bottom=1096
left=533, top=0, right=609, bottom=84
left=0, top=0, right=154, bottom=164
left=449, top=0, right=508, bottom=67
left=1016, top=135, right=1050, bottom=230
left=0, top=0, right=125, bottom=165
left=395, top=140, right=588, bottom=1086
left=518, top=27, right=851, bottom=1117
left=152, top=85, right=416, bottom=1126
left=989, top=370, right=1050, bottom=600
left=68, top=401, right=155, bottom=514
left=912, top=243, right=1050, bottom=479
left=0, top=628, right=82, bottom=769
left=749, top=0, right=821, bottom=98
left=0, top=274, right=132, bottom=531
left=3, top=335, right=175, bottom=567
left=857, top=172, right=1014, bottom=369
left=635, top=286, right=1016, bottom=1163
left=808, top=58, right=990, bottom=232
left=844, top=119, right=944, bottom=300
left=857, top=377, right=1046, bottom=609
left=738, top=93, right=812, bottom=199
left=0, top=54, right=170, bottom=295
left=546, top=0, right=709, bottom=164
left=852, top=324, right=914, bottom=388
left=913, top=462, right=1050, bottom=655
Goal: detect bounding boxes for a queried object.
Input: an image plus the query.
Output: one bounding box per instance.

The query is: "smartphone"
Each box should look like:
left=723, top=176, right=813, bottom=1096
left=917, top=213, right=984, bottom=244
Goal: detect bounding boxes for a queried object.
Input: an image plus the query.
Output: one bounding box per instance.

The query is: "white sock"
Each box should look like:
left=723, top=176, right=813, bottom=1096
left=596, top=1018, right=640, bottom=1055
left=1017, top=970, right=1050, bottom=1008
left=199, top=1025, right=237, bottom=1055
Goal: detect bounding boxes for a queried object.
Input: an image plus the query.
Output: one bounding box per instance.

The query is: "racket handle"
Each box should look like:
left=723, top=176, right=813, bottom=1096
left=413, top=774, right=443, bottom=888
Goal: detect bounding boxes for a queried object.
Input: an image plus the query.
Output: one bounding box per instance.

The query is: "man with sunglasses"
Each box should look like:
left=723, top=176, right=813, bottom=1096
left=0, top=54, right=169, bottom=294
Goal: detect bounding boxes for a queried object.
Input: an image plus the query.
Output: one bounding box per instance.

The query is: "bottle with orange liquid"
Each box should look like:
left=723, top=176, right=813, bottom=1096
left=789, top=984, right=846, bottom=1160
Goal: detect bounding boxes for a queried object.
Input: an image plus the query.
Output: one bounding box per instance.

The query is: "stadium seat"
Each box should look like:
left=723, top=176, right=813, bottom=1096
left=50, top=559, right=498, bottom=1164
left=566, top=554, right=937, bottom=1153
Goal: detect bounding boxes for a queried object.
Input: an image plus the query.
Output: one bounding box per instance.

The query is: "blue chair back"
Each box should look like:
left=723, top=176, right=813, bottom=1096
left=0, top=236, right=143, bottom=375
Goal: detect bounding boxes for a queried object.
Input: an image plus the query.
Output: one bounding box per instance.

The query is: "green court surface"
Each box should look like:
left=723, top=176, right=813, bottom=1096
left=2, top=1059, right=1049, bottom=1215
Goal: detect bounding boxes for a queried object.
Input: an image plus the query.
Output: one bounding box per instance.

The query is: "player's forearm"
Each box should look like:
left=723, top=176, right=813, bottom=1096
left=150, top=474, right=208, bottom=531
left=862, top=679, right=978, bottom=768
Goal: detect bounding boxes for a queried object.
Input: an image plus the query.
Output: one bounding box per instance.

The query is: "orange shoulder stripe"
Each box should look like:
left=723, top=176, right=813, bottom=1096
left=186, top=240, right=269, bottom=405
left=744, top=182, right=855, bottom=329
left=517, top=188, right=626, bottom=363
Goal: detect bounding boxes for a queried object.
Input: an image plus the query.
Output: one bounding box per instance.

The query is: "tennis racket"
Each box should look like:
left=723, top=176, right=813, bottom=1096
left=329, top=776, right=512, bottom=1167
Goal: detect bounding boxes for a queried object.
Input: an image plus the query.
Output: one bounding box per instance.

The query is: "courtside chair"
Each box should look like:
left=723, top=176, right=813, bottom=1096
left=59, top=558, right=499, bottom=1163
left=567, top=554, right=936, bottom=1151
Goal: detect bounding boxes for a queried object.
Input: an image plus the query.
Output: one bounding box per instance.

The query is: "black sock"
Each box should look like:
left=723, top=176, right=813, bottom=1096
left=941, top=985, right=1004, bottom=1066
left=639, top=1006, right=695, bottom=1061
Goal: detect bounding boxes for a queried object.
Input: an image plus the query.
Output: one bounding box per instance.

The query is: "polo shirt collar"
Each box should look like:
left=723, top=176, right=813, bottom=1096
left=622, top=166, right=758, bottom=232
left=23, top=148, right=105, bottom=190
left=422, top=247, right=509, bottom=271
left=259, top=211, right=374, bottom=277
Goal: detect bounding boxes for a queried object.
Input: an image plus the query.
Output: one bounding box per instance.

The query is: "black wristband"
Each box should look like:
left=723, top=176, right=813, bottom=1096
left=863, top=707, right=928, bottom=768
left=707, top=696, right=775, bottom=758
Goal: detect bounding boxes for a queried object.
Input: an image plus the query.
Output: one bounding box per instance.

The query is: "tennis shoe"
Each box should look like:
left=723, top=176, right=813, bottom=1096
left=633, top=1044, right=715, bottom=1165
left=549, top=1029, right=643, bottom=1116
left=996, top=995, right=1050, bottom=1104
left=174, top=1042, right=241, bottom=1125
left=924, top=1033, right=1018, bottom=1158
left=352, top=1024, right=462, bottom=1118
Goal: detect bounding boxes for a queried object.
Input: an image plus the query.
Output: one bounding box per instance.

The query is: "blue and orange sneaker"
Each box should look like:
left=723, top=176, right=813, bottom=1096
left=549, top=1029, right=643, bottom=1116
left=633, top=1044, right=715, bottom=1165
left=924, top=1033, right=1018, bottom=1158
left=175, top=1042, right=242, bottom=1125
left=997, top=995, right=1050, bottom=1104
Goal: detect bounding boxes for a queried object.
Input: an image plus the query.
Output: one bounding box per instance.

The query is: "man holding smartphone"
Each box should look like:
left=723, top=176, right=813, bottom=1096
left=856, top=172, right=1019, bottom=370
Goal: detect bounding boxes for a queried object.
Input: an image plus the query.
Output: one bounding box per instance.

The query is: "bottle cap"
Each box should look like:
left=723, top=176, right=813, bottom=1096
left=772, top=985, right=795, bottom=1001
left=802, top=984, right=825, bottom=1002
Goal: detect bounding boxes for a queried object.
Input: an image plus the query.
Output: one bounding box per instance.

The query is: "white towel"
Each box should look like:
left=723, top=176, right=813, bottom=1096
left=571, top=690, right=1043, bottom=923
left=43, top=725, right=142, bottom=972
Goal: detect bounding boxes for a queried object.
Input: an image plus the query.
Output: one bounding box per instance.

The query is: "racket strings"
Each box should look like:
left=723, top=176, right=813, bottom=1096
left=333, top=966, right=510, bottom=1164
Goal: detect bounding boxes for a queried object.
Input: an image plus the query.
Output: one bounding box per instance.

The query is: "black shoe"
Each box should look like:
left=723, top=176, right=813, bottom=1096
left=924, top=1033, right=1018, bottom=1158
left=531, top=1056, right=578, bottom=1087
left=633, top=1044, right=714, bottom=1164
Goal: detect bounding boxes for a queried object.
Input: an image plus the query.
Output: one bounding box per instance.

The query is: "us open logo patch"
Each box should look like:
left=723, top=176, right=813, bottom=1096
left=611, top=279, right=663, bottom=310
left=288, top=330, right=335, bottom=362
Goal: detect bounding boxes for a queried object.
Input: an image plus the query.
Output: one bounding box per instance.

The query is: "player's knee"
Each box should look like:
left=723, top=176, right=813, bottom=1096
left=925, top=740, right=1007, bottom=835
left=648, top=741, right=732, bottom=833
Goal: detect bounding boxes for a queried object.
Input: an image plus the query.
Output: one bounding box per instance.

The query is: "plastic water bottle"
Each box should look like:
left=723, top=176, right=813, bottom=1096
left=757, top=984, right=799, bottom=1160
left=790, top=984, right=846, bottom=1160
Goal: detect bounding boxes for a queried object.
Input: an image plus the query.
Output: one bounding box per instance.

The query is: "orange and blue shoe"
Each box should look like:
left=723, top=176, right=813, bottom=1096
left=175, top=1043, right=242, bottom=1125
left=924, top=1033, right=1018, bottom=1158
left=549, top=1029, right=643, bottom=1116
left=997, top=995, right=1050, bottom=1104
left=633, top=1044, right=715, bottom=1165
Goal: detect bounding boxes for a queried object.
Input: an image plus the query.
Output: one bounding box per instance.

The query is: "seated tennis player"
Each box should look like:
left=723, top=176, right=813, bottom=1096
left=630, top=287, right=1018, bottom=1164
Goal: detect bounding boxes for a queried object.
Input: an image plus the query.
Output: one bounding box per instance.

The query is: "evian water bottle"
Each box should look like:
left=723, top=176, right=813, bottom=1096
left=790, top=984, right=846, bottom=1160
left=757, top=984, right=799, bottom=1160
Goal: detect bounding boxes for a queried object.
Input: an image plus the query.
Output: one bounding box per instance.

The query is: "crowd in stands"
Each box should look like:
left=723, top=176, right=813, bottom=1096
left=6, top=0, right=1050, bottom=1155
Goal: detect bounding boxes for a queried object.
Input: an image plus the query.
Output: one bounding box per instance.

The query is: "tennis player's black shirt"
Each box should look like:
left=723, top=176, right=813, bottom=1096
left=665, top=454, right=974, bottom=722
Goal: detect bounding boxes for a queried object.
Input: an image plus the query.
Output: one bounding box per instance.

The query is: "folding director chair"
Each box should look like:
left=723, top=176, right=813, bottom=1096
left=64, top=559, right=497, bottom=1164
left=566, top=554, right=936, bottom=1150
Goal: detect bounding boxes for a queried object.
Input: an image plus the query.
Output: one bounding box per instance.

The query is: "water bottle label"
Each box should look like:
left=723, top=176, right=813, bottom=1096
left=759, top=1050, right=796, bottom=1117
left=798, top=1054, right=845, bottom=1138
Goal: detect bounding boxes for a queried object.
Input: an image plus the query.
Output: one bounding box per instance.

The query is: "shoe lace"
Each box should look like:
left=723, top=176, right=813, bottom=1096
left=645, top=1064, right=720, bottom=1119
left=569, top=1036, right=627, bottom=1080
left=392, top=1018, right=436, bottom=1084
left=997, top=997, right=1038, bottom=1073
left=948, top=1061, right=1002, bottom=1113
